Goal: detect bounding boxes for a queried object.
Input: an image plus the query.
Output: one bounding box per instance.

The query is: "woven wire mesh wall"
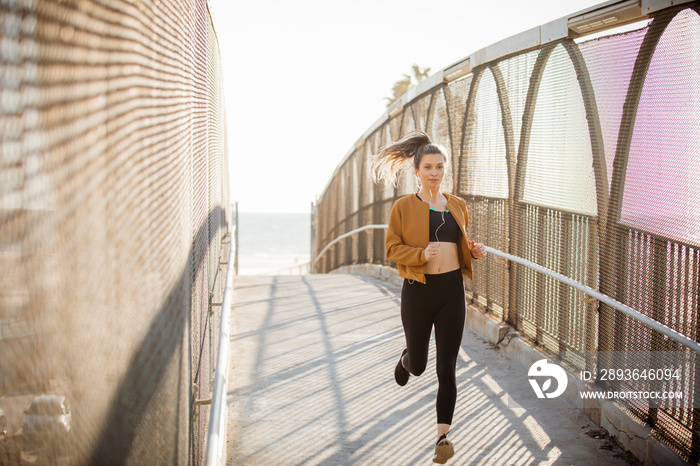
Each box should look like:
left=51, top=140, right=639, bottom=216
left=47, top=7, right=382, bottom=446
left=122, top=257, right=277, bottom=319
left=313, top=3, right=700, bottom=461
left=0, top=1, right=231, bottom=464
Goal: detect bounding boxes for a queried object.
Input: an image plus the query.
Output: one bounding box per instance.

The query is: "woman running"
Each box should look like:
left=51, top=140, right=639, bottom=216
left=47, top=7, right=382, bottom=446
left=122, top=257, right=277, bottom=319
left=371, top=130, right=486, bottom=464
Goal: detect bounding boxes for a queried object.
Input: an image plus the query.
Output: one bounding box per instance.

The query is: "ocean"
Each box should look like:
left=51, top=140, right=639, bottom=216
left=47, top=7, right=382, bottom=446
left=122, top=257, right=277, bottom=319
left=236, top=212, right=311, bottom=275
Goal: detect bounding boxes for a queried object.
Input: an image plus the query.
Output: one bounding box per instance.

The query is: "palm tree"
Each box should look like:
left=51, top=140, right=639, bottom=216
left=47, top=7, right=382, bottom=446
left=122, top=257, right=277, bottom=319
left=385, top=64, right=431, bottom=107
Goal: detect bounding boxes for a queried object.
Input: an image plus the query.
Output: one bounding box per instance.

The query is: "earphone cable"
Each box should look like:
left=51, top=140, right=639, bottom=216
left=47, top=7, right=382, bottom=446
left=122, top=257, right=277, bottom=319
left=432, top=210, right=446, bottom=252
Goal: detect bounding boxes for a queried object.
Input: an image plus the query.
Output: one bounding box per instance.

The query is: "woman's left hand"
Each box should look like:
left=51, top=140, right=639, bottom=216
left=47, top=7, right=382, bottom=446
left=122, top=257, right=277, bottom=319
left=469, top=240, right=487, bottom=259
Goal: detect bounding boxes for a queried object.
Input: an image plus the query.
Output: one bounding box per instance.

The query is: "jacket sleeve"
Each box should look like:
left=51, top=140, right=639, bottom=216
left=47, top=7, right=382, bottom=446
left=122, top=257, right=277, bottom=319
left=461, top=198, right=469, bottom=231
left=386, top=201, right=427, bottom=266
left=461, top=198, right=477, bottom=260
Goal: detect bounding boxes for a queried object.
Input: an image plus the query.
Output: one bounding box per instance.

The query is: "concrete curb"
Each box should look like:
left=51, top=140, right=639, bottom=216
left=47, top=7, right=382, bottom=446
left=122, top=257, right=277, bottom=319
left=333, top=264, right=690, bottom=466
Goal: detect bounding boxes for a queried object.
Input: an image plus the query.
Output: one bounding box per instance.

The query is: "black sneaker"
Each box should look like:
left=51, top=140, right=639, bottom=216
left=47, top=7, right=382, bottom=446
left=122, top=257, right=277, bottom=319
left=394, top=348, right=409, bottom=386
left=432, top=434, right=454, bottom=464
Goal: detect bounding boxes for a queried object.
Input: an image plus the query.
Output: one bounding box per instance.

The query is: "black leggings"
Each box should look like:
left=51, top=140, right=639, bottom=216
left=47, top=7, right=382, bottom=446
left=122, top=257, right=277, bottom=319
left=401, top=269, right=465, bottom=425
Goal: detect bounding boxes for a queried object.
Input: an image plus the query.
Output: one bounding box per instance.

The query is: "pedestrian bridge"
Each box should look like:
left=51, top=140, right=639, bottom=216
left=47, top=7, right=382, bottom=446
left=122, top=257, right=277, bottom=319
left=1, top=0, right=699, bottom=465
left=224, top=273, right=634, bottom=465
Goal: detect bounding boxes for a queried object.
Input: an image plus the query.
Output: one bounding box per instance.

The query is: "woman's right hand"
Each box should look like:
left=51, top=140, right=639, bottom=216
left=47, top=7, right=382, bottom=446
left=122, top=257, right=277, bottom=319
left=423, top=242, right=440, bottom=261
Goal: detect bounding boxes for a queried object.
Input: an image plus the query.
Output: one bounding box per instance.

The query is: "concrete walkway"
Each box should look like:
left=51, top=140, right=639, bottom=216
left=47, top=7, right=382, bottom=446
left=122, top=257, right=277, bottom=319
left=225, top=274, right=633, bottom=465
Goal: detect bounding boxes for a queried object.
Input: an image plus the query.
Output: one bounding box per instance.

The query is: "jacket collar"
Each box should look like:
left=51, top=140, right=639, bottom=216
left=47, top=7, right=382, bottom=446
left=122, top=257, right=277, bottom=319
left=413, top=192, right=458, bottom=211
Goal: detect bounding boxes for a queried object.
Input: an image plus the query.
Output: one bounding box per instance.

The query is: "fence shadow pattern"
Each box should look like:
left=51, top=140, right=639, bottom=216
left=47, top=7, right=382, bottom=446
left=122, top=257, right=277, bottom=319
left=0, top=1, right=230, bottom=464
left=313, top=4, right=700, bottom=461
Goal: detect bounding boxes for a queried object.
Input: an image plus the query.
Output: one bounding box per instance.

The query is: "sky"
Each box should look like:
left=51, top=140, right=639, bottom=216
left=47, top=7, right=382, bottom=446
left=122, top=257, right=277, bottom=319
left=208, top=0, right=603, bottom=213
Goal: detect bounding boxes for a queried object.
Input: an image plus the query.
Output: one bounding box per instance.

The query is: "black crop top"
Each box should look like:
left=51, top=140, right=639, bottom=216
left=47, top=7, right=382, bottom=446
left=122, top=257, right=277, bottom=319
left=416, top=194, right=462, bottom=243
left=429, top=209, right=461, bottom=243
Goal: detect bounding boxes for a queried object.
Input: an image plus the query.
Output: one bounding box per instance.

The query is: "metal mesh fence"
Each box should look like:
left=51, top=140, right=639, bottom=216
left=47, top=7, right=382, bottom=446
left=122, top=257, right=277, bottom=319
left=313, top=3, right=700, bottom=461
left=0, top=1, right=230, bottom=464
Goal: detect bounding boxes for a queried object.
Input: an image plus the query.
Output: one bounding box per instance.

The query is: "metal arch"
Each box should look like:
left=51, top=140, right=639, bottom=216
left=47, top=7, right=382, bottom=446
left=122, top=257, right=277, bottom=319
left=351, top=146, right=364, bottom=263
left=513, top=38, right=607, bottom=216
left=599, top=5, right=691, bottom=355
left=456, top=66, right=487, bottom=196
left=441, top=84, right=468, bottom=192
left=555, top=40, right=608, bottom=359
left=378, top=122, right=397, bottom=212
left=560, top=40, right=608, bottom=232
left=400, top=101, right=417, bottom=135
left=510, top=42, right=557, bottom=317
left=513, top=42, right=558, bottom=203
left=605, top=6, right=692, bottom=229
left=424, top=87, right=439, bottom=138
left=488, top=64, right=516, bottom=199
left=426, top=84, right=458, bottom=188
left=510, top=40, right=607, bottom=350
left=389, top=109, right=402, bottom=146
left=489, top=62, right=518, bottom=323
left=440, top=85, right=460, bottom=184
left=335, top=166, right=348, bottom=268
left=391, top=107, right=407, bottom=205
left=357, top=141, right=371, bottom=264
left=341, top=157, right=355, bottom=267
left=457, top=64, right=515, bottom=198
left=408, top=101, right=420, bottom=133
left=414, top=91, right=435, bottom=134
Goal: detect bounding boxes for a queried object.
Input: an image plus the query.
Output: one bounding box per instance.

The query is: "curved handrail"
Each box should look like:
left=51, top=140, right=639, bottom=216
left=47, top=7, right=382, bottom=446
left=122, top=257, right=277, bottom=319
left=314, top=224, right=700, bottom=354
left=483, top=246, right=700, bottom=355
left=204, top=236, right=236, bottom=466
left=313, top=224, right=389, bottom=264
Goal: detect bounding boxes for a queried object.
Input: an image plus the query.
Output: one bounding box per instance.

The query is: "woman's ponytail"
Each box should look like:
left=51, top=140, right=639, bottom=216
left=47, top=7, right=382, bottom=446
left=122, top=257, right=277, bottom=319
left=369, top=130, right=447, bottom=186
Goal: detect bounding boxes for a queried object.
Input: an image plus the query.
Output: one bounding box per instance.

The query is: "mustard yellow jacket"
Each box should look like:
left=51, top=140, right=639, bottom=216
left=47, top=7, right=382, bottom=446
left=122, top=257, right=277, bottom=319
left=386, top=193, right=475, bottom=284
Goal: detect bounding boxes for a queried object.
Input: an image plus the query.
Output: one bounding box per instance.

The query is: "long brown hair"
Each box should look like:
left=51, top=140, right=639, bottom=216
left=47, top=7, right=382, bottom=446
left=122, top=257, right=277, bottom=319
left=370, top=130, right=448, bottom=186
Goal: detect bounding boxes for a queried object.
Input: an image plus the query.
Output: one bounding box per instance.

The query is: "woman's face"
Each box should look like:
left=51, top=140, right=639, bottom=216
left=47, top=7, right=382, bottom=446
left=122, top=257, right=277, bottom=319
left=415, top=152, right=446, bottom=189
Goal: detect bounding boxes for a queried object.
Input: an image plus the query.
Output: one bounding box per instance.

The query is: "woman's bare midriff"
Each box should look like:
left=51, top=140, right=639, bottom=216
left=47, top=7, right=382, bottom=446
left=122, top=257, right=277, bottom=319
left=425, top=242, right=460, bottom=274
